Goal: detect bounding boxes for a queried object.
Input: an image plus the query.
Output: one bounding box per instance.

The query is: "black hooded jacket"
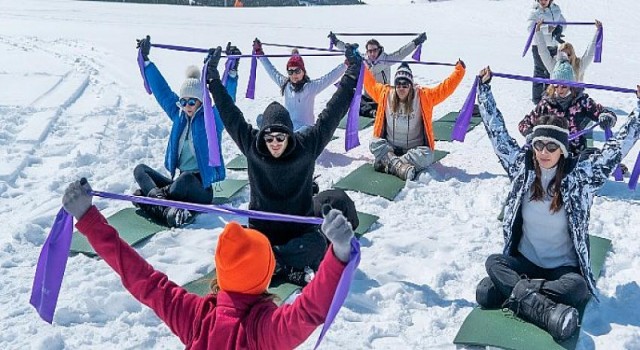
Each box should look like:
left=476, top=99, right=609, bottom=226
left=208, top=74, right=356, bottom=245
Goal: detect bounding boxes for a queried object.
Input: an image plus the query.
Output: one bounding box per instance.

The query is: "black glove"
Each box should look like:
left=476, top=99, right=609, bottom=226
left=205, top=46, right=222, bottom=83
left=343, top=43, right=362, bottom=85
left=136, top=35, right=151, bottom=61
left=225, top=42, right=242, bottom=71
left=252, top=38, right=264, bottom=55
left=328, top=31, right=339, bottom=45
left=551, top=25, right=565, bottom=44
left=413, top=32, right=427, bottom=46
left=457, top=59, right=466, bottom=69
left=344, top=44, right=362, bottom=77
left=598, top=112, right=617, bottom=129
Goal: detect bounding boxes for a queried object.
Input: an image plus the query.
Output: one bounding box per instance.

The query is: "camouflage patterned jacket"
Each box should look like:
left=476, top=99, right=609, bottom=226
left=478, top=83, right=640, bottom=297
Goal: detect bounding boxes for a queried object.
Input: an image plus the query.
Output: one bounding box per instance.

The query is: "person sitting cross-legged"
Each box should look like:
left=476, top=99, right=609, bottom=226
left=204, top=44, right=362, bottom=286
left=474, top=66, right=640, bottom=340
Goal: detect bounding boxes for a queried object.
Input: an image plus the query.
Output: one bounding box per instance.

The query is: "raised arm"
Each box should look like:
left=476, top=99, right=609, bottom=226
left=206, top=47, right=256, bottom=155
left=302, top=46, right=361, bottom=157
left=362, top=65, right=389, bottom=104
left=74, top=205, right=202, bottom=345
left=477, top=68, right=526, bottom=179
left=258, top=55, right=288, bottom=88
left=579, top=22, right=601, bottom=74
left=423, top=61, right=466, bottom=106
left=144, top=62, right=181, bottom=122
left=575, top=98, right=640, bottom=192
left=254, top=208, right=352, bottom=350
left=534, top=28, right=556, bottom=73
left=384, top=38, right=418, bottom=62
left=306, top=62, right=347, bottom=95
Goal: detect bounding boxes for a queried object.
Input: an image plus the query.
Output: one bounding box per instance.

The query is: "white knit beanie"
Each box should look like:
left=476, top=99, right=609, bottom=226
left=179, top=66, right=203, bottom=100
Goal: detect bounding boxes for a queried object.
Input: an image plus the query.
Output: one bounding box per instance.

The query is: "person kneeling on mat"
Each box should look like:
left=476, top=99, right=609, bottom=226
left=364, top=61, right=465, bottom=180
left=474, top=66, right=640, bottom=341
left=63, top=179, right=354, bottom=350
left=132, top=36, right=240, bottom=228
left=205, top=44, right=362, bottom=286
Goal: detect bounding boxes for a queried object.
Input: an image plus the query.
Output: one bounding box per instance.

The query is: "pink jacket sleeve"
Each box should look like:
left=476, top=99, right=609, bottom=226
left=255, top=246, right=347, bottom=349
left=76, top=206, right=204, bottom=345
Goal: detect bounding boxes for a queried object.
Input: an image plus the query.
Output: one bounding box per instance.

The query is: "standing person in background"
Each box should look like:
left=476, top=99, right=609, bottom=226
left=527, top=0, right=566, bottom=104
left=253, top=39, right=346, bottom=132
left=329, top=31, right=427, bottom=118
left=132, top=36, right=240, bottom=227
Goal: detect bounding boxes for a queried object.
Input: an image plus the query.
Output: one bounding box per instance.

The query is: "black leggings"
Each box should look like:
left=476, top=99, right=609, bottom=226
left=485, top=253, right=590, bottom=307
left=531, top=45, right=557, bottom=104
left=133, top=164, right=213, bottom=204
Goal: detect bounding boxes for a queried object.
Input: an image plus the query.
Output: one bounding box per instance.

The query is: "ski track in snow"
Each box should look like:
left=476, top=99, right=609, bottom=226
left=1, top=0, right=640, bottom=349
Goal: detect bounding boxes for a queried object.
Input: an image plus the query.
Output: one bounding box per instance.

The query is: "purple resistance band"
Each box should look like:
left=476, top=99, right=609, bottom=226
left=33, top=189, right=361, bottom=347
left=31, top=188, right=324, bottom=320
left=314, top=237, right=361, bottom=349
left=30, top=208, right=73, bottom=324
left=345, top=64, right=365, bottom=151
left=453, top=72, right=638, bottom=188
left=522, top=21, right=603, bottom=63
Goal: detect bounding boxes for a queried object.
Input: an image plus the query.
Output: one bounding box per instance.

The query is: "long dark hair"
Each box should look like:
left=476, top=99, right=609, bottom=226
left=530, top=115, right=569, bottom=213
left=280, top=75, right=310, bottom=96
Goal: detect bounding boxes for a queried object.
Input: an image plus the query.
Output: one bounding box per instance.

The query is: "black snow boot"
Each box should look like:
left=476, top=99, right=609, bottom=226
left=140, top=186, right=193, bottom=228
left=476, top=277, right=506, bottom=309
left=507, top=279, right=579, bottom=341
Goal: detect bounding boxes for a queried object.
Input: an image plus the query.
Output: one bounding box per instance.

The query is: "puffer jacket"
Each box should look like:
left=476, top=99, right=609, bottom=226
left=145, top=62, right=238, bottom=188
left=478, top=82, right=640, bottom=297
left=364, top=63, right=466, bottom=151
left=519, top=91, right=616, bottom=155
left=527, top=1, right=566, bottom=48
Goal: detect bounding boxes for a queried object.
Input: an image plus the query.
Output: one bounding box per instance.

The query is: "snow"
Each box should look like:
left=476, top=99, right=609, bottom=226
left=1, top=0, right=639, bottom=349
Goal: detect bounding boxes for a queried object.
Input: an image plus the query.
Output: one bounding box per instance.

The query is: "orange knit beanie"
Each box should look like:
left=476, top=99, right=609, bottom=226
left=215, top=221, right=275, bottom=295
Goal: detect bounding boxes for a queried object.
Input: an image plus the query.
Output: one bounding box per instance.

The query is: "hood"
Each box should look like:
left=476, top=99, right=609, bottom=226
left=256, top=101, right=297, bottom=158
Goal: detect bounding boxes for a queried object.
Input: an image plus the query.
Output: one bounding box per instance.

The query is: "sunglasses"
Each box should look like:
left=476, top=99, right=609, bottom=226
left=533, top=140, right=561, bottom=153
left=179, top=98, right=198, bottom=107
left=264, top=133, right=288, bottom=144
left=366, top=47, right=380, bottom=54
left=287, top=68, right=302, bottom=75
left=396, top=82, right=411, bottom=89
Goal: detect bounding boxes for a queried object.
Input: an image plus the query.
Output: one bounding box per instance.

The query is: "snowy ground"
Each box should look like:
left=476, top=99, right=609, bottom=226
left=1, top=0, right=640, bottom=349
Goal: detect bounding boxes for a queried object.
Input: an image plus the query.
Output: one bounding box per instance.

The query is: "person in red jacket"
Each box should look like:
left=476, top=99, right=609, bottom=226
left=62, top=179, right=354, bottom=350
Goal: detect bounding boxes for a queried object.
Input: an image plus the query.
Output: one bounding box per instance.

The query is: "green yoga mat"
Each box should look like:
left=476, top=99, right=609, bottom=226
left=338, top=115, right=375, bottom=130
left=453, top=235, right=612, bottom=350
left=354, top=211, right=379, bottom=238
left=182, top=270, right=301, bottom=306
left=333, top=150, right=449, bottom=200
left=226, top=154, right=248, bottom=170
left=70, top=208, right=168, bottom=257
left=211, top=179, right=249, bottom=204
left=433, top=111, right=482, bottom=142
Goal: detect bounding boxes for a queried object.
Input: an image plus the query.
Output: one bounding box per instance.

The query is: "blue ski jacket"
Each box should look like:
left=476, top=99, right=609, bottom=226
left=144, top=63, right=238, bottom=188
